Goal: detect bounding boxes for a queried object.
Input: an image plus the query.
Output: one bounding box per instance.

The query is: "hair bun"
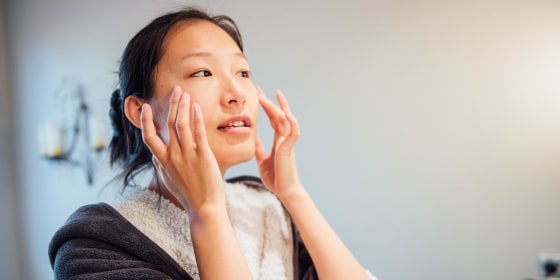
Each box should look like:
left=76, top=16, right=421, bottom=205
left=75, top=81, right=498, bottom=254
left=109, top=89, right=123, bottom=138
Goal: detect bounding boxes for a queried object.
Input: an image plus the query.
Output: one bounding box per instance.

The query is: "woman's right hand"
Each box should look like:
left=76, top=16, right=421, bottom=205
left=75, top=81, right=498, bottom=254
left=140, top=85, right=253, bottom=279
left=139, top=85, right=225, bottom=215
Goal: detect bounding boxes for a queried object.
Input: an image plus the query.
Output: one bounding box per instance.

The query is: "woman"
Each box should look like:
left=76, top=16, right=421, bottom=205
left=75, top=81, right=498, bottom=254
left=49, top=6, right=376, bottom=280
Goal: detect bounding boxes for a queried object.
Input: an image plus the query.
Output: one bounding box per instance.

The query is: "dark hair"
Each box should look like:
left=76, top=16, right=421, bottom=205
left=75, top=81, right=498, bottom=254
left=109, top=7, right=244, bottom=187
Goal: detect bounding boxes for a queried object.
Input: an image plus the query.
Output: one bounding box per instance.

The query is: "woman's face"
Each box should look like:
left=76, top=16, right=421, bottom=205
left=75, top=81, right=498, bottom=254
left=151, top=20, right=259, bottom=173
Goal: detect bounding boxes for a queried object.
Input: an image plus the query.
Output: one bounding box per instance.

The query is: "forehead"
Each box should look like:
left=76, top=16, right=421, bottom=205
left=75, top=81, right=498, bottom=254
left=162, top=20, right=241, bottom=57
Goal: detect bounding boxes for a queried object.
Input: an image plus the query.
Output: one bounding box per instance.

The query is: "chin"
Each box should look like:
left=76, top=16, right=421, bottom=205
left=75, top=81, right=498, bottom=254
left=215, top=141, right=255, bottom=167
left=234, top=144, right=256, bottom=164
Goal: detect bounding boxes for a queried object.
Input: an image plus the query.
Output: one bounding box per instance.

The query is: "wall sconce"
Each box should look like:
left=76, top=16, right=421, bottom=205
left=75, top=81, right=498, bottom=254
left=38, top=78, right=106, bottom=185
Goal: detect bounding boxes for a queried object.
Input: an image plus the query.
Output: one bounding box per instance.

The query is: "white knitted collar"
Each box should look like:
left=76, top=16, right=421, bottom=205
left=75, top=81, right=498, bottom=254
left=115, top=180, right=294, bottom=280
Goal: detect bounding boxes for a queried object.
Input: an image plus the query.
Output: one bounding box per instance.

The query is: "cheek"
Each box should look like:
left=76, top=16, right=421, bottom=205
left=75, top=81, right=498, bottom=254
left=244, top=86, right=259, bottom=110
left=250, top=95, right=260, bottom=126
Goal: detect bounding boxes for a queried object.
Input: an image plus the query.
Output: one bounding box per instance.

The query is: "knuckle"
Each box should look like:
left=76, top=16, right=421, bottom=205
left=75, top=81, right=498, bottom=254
left=176, top=121, right=188, bottom=131
left=193, top=132, right=202, bottom=143
left=167, top=119, right=175, bottom=128
left=170, top=95, right=180, bottom=105
left=143, top=134, right=156, bottom=145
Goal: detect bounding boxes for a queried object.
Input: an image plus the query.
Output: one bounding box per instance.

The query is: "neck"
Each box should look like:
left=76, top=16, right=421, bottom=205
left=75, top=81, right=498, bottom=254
left=147, top=177, right=185, bottom=211
left=147, top=166, right=229, bottom=211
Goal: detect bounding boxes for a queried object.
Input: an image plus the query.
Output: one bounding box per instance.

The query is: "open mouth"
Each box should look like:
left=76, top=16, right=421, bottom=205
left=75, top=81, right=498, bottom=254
left=217, top=117, right=251, bottom=131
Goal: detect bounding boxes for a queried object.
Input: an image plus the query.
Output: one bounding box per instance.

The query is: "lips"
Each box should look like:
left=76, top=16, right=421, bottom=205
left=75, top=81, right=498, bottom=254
left=217, top=116, right=251, bottom=131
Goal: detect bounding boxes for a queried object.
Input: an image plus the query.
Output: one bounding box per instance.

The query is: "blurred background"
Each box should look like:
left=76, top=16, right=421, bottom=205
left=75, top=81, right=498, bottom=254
left=1, top=0, right=559, bottom=279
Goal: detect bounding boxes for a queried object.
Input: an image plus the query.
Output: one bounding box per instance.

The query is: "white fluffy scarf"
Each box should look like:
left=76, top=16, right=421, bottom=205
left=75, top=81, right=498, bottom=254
left=115, top=180, right=294, bottom=280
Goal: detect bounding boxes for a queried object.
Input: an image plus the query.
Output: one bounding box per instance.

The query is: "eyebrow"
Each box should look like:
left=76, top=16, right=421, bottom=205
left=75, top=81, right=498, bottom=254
left=180, top=51, right=248, bottom=62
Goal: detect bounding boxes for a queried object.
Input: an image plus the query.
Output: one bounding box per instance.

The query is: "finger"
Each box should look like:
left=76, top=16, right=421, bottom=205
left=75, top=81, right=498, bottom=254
left=272, top=134, right=286, bottom=154
left=140, top=103, right=167, bottom=160
left=175, top=91, right=194, bottom=149
left=258, top=88, right=290, bottom=136
left=276, top=90, right=292, bottom=115
left=166, top=86, right=182, bottom=145
left=192, top=103, right=209, bottom=152
left=277, top=91, right=301, bottom=144
left=283, top=110, right=301, bottom=147
left=257, top=87, right=284, bottom=122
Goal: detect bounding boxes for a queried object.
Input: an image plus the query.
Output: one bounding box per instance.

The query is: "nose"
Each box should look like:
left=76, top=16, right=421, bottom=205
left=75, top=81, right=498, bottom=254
left=221, top=75, right=246, bottom=107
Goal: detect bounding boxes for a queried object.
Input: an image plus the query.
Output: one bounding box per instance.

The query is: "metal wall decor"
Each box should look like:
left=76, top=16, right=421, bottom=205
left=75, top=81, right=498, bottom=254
left=37, top=78, right=105, bottom=185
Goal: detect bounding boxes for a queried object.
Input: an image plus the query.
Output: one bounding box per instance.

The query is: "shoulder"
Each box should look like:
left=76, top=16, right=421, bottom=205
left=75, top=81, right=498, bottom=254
left=49, top=203, right=136, bottom=243
left=48, top=203, right=137, bottom=262
left=65, top=202, right=120, bottom=223
left=48, top=203, right=192, bottom=280
left=49, top=203, right=124, bottom=246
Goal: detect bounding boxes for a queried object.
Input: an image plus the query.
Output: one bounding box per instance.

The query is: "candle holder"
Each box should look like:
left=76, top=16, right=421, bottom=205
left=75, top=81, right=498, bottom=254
left=38, top=78, right=105, bottom=185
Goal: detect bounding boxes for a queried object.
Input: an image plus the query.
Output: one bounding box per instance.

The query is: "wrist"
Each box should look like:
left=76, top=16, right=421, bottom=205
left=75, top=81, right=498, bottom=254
left=188, top=200, right=229, bottom=226
left=277, top=184, right=310, bottom=210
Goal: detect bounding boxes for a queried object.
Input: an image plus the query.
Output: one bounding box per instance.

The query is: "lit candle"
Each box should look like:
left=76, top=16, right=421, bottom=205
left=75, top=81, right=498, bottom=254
left=40, top=123, right=64, bottom=158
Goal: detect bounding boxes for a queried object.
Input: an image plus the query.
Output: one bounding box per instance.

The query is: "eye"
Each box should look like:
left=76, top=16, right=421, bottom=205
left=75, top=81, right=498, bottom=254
left=237, top=70, right=251, bottom=78
left=191, top=70, right=212, bottom=77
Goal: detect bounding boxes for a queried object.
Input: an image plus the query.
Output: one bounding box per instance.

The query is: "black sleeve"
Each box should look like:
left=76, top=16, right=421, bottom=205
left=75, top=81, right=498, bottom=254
left=53, top=238, right=177, bottom=280
left=49, top=204, right=193, bottom=280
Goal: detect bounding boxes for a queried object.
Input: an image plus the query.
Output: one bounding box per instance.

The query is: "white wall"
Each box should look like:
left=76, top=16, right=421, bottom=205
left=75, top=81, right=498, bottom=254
left=4, top=0, right=560, bottom=279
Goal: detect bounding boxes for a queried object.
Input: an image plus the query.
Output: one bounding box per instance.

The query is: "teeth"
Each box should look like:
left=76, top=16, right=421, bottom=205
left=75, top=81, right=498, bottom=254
left=228, top=121, right=245, bottom=127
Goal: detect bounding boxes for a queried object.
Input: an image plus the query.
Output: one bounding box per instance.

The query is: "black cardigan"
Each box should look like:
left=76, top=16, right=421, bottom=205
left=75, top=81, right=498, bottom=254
left=48, top=177, right=317, bottom=280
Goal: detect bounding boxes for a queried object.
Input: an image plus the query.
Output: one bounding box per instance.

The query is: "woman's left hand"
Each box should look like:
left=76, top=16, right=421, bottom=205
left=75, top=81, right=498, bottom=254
left=255, top=87, right=303, bottom=202
left=256, top=89, right=371, bottom=280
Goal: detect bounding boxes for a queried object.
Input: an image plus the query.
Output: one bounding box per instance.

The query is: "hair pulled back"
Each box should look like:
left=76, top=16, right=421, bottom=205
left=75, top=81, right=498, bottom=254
left=109, top=7, right=244, bottom=186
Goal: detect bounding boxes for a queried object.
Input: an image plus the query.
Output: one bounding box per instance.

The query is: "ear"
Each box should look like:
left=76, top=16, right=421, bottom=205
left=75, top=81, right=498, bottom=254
left=124, top=95, right=145, bottom=129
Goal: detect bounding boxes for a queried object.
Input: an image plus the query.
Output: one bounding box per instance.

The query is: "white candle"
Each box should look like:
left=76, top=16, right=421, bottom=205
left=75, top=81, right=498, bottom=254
left=48, top=123, right=63, bottom=158
left=42, top=123, right=63, bottom=158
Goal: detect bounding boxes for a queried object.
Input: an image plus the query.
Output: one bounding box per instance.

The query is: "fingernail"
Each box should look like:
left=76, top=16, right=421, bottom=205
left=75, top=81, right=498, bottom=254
left=172, top=85, right=181, bottom=96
